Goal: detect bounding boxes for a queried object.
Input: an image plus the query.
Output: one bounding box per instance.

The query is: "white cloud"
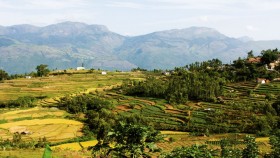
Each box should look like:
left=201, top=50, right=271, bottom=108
left=246, top=25, right=259, bottom=32
left=199, top=16, right=209, bottom=22
left=0, top=0, right=279, bottom=40
left=106, top=1, right=144, bottom=9
left=0, top=0, right=88, bottom=10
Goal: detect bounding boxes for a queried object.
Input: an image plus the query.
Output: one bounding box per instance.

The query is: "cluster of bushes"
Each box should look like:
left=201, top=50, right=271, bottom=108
left=57, top=94, right=113, bottom=114
left=122, top=69, right=225, bottom=104
left=0, top=133, right=48, bottom=150
left=0, top=96, right=37, bottom=108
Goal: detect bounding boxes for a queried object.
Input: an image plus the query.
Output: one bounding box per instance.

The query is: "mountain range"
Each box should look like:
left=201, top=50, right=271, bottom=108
left=0, top=21, right=280, bottom=74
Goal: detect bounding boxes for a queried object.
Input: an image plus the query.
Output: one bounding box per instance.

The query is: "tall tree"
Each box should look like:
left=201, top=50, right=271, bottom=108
left=105, top=122, right=162, bottom=157
left=261, top=49, right=279, bottom=65
left=0, top=69, right=9, bottom=80
left=36, top=64, right=50, bottom=77
left=268, top=130, right=280, bottom=158
left=242, top=135, right=259, bottom=158
left=247, top=50, right=254, bottom=58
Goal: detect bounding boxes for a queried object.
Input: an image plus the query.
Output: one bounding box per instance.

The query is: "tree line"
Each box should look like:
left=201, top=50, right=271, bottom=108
left=122, top=68, right=225, bottom=104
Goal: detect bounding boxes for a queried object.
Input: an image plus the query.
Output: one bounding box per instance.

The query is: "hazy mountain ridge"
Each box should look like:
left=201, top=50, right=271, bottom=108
left=0, top=22, right=279, bottom=73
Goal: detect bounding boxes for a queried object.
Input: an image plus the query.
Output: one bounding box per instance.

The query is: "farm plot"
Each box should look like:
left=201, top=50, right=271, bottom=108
left=0, top=107, right=66, bottom=121
left=0, top=119, right=83, bottom=142
left=0, top=71, right=146, bottom=102
left=52, top=140, right=98, bottom=150
left=116, top=96, right=189, bottom=131
left=254, top=81, right=280, bottom=95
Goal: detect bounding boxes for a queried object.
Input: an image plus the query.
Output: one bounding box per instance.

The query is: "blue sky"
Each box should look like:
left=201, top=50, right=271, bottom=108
left=0, top=0, right=280, bottom=40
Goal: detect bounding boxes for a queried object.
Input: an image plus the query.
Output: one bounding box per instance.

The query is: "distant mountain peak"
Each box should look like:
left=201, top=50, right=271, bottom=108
left=145, top=26, right=225, bottom=40
left=41, top=21, right=110, bottom=35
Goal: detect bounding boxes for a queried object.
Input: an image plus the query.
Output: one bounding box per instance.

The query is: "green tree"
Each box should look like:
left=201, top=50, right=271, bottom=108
left=220, top=138, right=242, bottom=158
left=233, top=57, right=246, bottom=69
left=272, top=96, right=280, bottom=116
left=267, top=130, right=280, bottom=158
left=242, top=135, right=258, bottom=158
left=247, top=50, right=254, bottom=58
left=261, top=49, right=279, bottom=65
left=161, top=144, right=215, bottom=158
left=105, top=122, right=162, bottom=157
left=36, top=64, right=50, bottom=77
left=0, top=69, right=9, bottom=81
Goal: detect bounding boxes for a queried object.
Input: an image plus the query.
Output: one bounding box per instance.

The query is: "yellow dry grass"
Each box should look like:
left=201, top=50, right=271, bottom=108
left=2, top=107, right=40, bottom=115
left=0, top=107, right=65, bottom=121
left=0, top=119, right=82, bottom=129
left=0, top=71, right=147, bottom=102
left=256, top=137, right=269, bottom=142
left=52, top=140, right=98, bottom=150
left=0, top=120, right=83, bottom=142
left=161, top=131, right=189, bottom=135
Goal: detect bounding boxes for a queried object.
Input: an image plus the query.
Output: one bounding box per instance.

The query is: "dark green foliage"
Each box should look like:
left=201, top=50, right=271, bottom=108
left=58, top=94, right=113, bottom=114
left=123, top=77, right=167, bottom=98
left=123, top=69, right=224, bottom=104
left=242, top=135, right=259, bottom=158
left=0, top=69, right=9, bottom=81
left=220, top=138, right=242, bottom=158
left=106, top=122, right=162, bottom=157
left=272, top=96, right=280, bottom=116
left=0, top=96, right=37, bottom=108
left=247, top=50, right=254, bottom=58
left=261, top=49, right=279, bottom=65
left=86, top=109, right=117, bottom=141
left=166, top=69, right=224, bottom=104
left=267, top=130, right=280, bottom=158
left=161, top=145, right=216, bottom=158
left=0, top=133, right=48, bottom=149
left=36, top=64, right=50, bottom=77
left=131, top=67, right=147, bottom=72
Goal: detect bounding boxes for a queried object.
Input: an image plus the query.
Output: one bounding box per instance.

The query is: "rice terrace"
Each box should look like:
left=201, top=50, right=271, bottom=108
left=1, top=50, right=280, bottom=158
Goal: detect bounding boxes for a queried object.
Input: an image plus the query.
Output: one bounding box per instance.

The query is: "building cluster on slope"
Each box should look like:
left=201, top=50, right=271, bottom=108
left=247, top=55, right=280, bottom=70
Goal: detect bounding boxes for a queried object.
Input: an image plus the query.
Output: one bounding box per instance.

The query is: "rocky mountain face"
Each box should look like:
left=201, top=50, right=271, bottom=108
left=0, top=22, right=279, bottom=73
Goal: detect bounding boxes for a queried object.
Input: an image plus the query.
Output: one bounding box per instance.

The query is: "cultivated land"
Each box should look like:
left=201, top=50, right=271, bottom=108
left=0, top=70, right=276, bottom=157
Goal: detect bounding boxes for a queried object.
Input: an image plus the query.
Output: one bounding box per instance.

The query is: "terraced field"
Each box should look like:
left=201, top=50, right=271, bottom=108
left=254, top=80, right=280, bottom=96
left=115, top=96, right=189, bottom=131
left=0, top=72, right=278, bottom=157
left=0, top=70, right=145, bottom=102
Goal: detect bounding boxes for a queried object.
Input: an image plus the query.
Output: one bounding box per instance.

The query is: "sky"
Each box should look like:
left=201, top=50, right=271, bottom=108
left=0, top=0, right=280, bottom=40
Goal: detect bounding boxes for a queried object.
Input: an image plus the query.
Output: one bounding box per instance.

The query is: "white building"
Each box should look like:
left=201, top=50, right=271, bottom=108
left=76, top=67, right=85, bottom=71
left=101, top=71, right=107, bottom=75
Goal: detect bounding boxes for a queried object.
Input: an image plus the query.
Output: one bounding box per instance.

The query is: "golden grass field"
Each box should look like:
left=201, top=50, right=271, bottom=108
left=0, top=70, right=145, bottom=101
left=0, top=107, right=66, bottom=121
left=0, top=118, right=83, bottom=141
left=52, top=140, right=98, bottom=150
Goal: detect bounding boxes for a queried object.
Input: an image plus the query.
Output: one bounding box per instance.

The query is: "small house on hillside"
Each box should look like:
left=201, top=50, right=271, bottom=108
left=101, top=71, right=107, bottom=75
left=162, top=71, right=170, bottom=76
left=25, top=76, right=32, bottom=79
left=76, top=67, right=85, bottom=71
left=256, top=78, right=269, bottom=84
